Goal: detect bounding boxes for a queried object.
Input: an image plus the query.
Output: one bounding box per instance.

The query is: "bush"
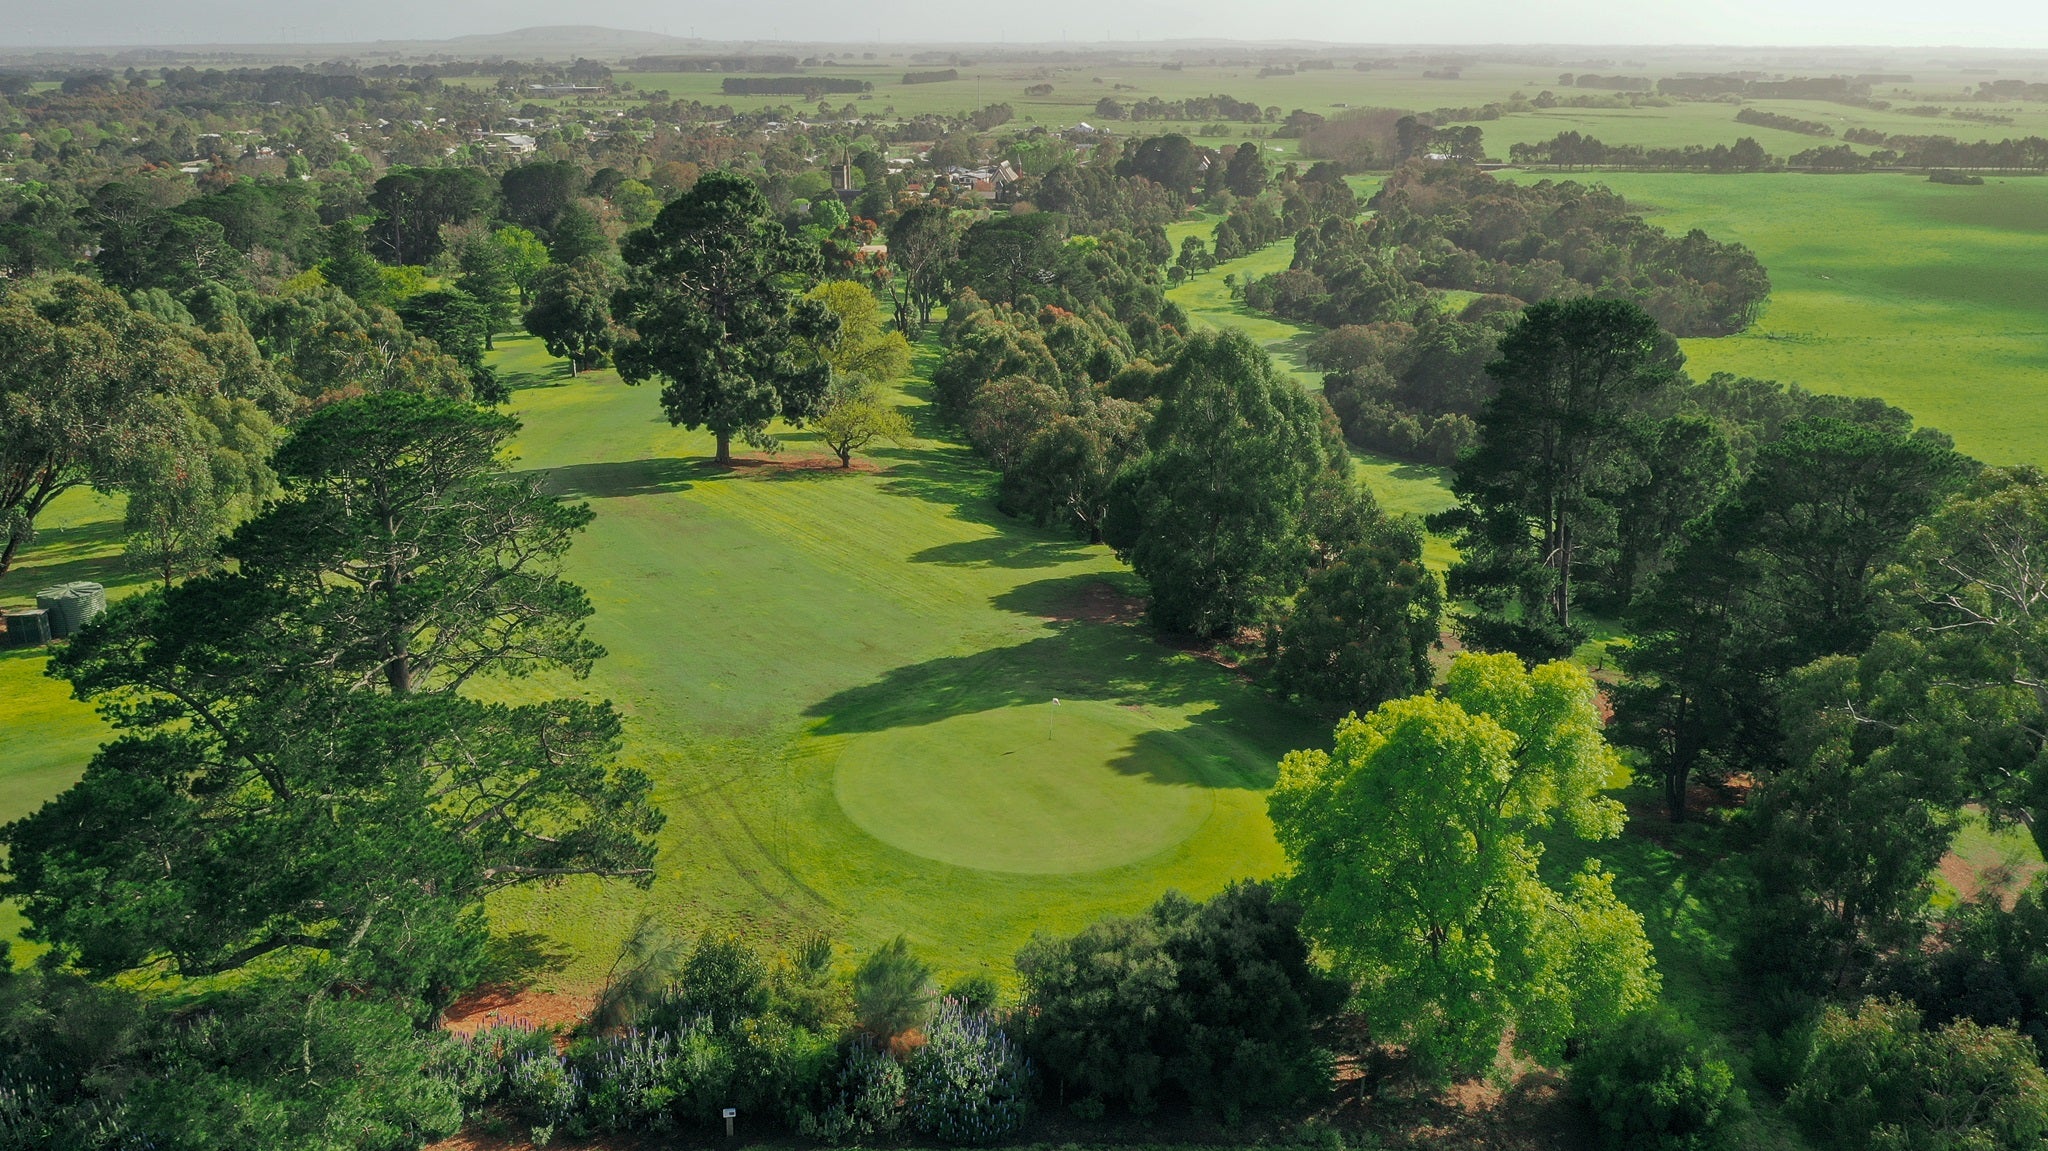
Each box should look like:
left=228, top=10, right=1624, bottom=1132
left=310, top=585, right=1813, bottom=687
left=1573, top=1010, right=1739, bottom=1150
left=799, top=1038, right=905, bottom=1140
left=853, top=936, right=936, bottom=1043
left=505, top=1050, right=582, bottom=1140
left=1016, top=881, right=1346, bottom=1116
left=573, top=1027, right=684, bottom=1133
left=945, top=973, right=1003, bottom=1015
left=905, top=1000, right=1031, bottom=1143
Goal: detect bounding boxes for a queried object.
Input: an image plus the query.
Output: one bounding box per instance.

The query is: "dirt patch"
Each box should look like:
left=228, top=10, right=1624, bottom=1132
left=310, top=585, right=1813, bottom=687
left=722, top=453, right=883, bottom=476
left=1041, top=578, right=1147, bottom=625
left=442, top=985, right=592, bottom=1037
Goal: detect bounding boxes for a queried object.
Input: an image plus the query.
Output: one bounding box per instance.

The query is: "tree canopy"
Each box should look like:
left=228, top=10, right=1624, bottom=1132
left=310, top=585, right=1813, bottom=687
left=613, top=171, right=838, bottom=463
left=1270, top=653, right=1658, bottom=1076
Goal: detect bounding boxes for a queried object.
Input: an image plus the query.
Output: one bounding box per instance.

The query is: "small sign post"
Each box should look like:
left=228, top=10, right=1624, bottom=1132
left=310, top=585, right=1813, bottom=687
left=1049, top=697, right=1060, bottom=740
left=723, top=1107, right=737, bottom=1137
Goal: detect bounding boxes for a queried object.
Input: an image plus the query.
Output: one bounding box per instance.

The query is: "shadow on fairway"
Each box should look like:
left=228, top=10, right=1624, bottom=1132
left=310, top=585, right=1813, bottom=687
left=805, top=587, right=1311, bottom=791
left=537, top=457, right=717, bottom=499
left=870, top=442, right=997, bottom=519
left=909, top=534, right=1093, bottom=569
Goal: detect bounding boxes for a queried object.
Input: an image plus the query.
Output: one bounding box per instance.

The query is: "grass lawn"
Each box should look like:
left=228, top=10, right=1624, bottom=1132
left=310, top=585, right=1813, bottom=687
left=475, top=333, right=1322, bottom=989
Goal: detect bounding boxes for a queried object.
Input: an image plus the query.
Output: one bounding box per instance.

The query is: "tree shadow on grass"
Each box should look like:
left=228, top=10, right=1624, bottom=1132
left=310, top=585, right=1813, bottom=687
left=2, top=518, right=145, bottom=605
left=476, top=928, right=575, bottom=987
left=805, top=574, right=1324, bottom=788
left=909, top=534, right=1094, bottom=569
left=534, top=457, right=719, bottom=500
left=501, top=359, right=575, bottom=392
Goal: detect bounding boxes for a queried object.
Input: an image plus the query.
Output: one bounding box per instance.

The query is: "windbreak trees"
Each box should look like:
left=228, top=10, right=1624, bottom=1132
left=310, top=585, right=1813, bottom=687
left=613, top=171, right=838, bottom=464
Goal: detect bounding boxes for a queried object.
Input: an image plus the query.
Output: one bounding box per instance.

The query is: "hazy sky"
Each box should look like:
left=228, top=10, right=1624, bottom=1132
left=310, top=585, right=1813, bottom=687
left=4, top=0, right=2047, bottom=50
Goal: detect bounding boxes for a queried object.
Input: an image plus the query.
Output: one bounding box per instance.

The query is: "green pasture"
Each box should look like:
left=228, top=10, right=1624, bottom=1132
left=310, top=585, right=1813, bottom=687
left=1517, top=171, right=2048, bottom=465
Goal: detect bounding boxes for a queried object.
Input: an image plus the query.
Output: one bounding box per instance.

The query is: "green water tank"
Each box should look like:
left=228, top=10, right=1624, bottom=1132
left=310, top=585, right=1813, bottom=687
left=34, top=581, right=107, bottom=639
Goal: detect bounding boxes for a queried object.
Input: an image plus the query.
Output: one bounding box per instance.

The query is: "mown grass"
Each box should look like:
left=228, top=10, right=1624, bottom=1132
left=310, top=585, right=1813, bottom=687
left=473, top=333, right=1331, bottom=989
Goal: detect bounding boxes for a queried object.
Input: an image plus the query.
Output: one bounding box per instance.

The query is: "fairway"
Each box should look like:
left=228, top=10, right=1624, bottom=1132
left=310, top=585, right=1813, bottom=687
left=469, top=334, right=1316, bottom=985
left=834, top=701, right=1220, bottom=874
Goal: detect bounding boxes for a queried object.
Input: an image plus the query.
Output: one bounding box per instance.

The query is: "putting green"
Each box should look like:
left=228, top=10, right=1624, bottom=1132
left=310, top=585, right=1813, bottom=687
left=832, top=701, right=1216, bottom=874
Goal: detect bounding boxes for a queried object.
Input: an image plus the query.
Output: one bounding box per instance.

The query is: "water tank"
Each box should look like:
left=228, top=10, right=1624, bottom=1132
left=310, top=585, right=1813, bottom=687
left=35, top=581, right=107, bottom=639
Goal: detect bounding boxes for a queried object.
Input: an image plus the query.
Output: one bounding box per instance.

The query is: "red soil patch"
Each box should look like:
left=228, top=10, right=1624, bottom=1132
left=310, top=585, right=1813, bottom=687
left=441, top=984, right=592, bottom=1037
left=721, top=453, right=883, bottom=476
left=1042, top=578, right=1147, bottom=625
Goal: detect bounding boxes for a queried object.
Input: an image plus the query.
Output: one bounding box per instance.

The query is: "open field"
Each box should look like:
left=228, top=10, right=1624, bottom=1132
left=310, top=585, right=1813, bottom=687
left=1525, top=171, right=2048, bottom=464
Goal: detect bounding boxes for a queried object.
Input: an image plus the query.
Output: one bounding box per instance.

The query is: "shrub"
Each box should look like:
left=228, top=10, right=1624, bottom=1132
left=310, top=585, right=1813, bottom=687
left=906, top=1000, right=1031, bottom=1143
left=945, top=973, right=1004, bottom=1015
left=573, top=1027, right=684, bottom=1133
left=1016, top=881, right=1346, bottom=1116
left=800, top=1038, right=906, bottom=1140
left=1573, top=1010, right=1740, bottom=1150
left=853, top=936, right=937, bottom=1043
left=433, top=1019, right=556, bottom=1109
left=667, top=932, right=772, bottom=1033
left=505, top=1050, right=582, bottom=1140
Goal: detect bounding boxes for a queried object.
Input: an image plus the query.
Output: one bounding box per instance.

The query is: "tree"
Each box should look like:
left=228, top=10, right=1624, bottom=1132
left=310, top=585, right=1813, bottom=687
left=1430, top=297, right=1682, bottom=659
left=806, top=280, right=912, bottom=382
left=500, top=160, right=585, bottom=234
left=493, top=225, right=553, bottom=306
left=886, top=202, right=960, bottom=328
left=1740, top=652, right=1964, bottom=996
left=394, top=288, right=490, bottom=373
left=1573, top=1010, right=1741, bottom=1151
left=1857, top=467, right=2048, bottom=856
left=365, top=166, right=493, bottom=265
left=613, top=171, right=838, bottom=464
left=316, top=222, right=389, bottom=305
left=1103, top=330, right=1340, bottom=638
left=397, top=287, right=501, bottom=402
left=1224, top=141, right=1269, bottom=197
left=95, top=211, right=241, bottom=294
left=446, top=224, right=518, bottom=347
left=954, top=212, right=1068, bottom=310
left=524, top=259, right=620, bottom=374
left=852, top=936, right=934, bottom=1043
left=1786, top=999, right=2048, bottom=1151
left=813, top=376, right=912, bottom=467
left=1269, top=518, right=1442, bottom=717
left=1616, top=417, right=1971, bottom=822
left=1121, top=134, right=1200, bottom=196
left=546, top=202, right=611, bottom=265
left=1, top=275, right=211, bottom=582
left=1269, top=653, right=1659, bottom=1076
left=123, top=393, right=277, bottom=587
left=5, top=393, right=662, bottom=994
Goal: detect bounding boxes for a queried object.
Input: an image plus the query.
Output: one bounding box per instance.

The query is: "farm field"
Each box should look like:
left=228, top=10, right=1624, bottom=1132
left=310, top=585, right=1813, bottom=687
left=1541, top=171, right=2048, bottom=464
